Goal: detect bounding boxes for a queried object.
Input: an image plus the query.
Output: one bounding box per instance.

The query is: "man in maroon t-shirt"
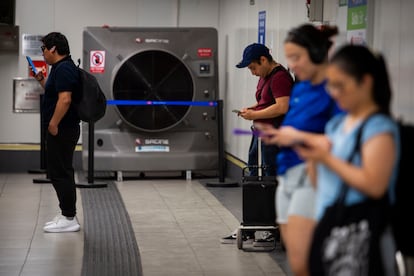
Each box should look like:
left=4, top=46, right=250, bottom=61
left=237, top=43, right=293, bottom=176
left=221, top=43, right=293, bottom=245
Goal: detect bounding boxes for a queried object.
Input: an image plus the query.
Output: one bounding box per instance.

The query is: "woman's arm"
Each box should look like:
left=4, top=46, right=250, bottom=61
left=296, top=133, right=396, bottom=198
left=258, top=125, right=327, bottom=148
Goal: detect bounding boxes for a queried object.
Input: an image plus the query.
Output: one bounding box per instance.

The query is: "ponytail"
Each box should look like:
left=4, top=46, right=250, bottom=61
left=285, top=24, right=338, bottom=64
left=373, top=54, right=392, bottom=115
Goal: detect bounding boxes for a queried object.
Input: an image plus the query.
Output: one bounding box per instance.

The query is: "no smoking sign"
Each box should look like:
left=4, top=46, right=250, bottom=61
left=89, top=50, right=105, bottom=73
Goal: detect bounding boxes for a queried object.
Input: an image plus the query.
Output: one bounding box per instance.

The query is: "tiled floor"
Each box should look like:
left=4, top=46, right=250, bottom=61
left=0, top=172, right=288, bottom=276
left=0, top=173, right=83, bottom=276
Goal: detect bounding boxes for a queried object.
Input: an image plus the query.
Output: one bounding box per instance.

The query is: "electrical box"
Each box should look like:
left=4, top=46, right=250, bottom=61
left=13, top=78, right=42, bottom=113
left=309, top=0, right=337, bottom=22
left=0, top=25, right=19, bottom=53
left=309, top=0, right=324, bottom=22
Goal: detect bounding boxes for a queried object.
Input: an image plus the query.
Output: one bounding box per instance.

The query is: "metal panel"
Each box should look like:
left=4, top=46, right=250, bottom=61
left=309, top=0, right=324, bottom=22
left=0, top=25, right=19, bottom=53
left=13, top=78, right=42, bottom=113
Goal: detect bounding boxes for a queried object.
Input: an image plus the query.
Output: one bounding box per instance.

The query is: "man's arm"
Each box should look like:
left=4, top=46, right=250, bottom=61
left=253, top=96, right=289, bottom=119
left=48, top=91, right=72, bottom=135
left=240, top=96, right=290, bottom=120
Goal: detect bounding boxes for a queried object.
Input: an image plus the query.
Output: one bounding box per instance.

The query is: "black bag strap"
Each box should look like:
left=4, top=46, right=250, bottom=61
left=265, top=65, right=292, bottom=101
left=336, top=113, right=378, bottom=203
left=264, top=65, right=293, bottom=128
left=257, top=65, right=291, bottom=101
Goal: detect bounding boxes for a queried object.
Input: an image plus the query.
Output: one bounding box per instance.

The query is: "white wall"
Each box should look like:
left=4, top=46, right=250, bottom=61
left=219, top=0, right=414, bottom=162
left=372, top=0, right=414, bottom=122
left=218, top=0, right=309, bottom=162
left=0, top=0, right=218, bottom=144
left=1, top=0, right=414, bottom=166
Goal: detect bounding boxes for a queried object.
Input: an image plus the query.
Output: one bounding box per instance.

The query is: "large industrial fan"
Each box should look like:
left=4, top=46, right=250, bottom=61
left=81, top=27, right=219, bottom=177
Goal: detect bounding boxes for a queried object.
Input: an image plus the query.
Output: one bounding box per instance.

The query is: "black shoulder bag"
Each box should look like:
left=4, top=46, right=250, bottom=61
left=309, top=115, right=391, bottom=276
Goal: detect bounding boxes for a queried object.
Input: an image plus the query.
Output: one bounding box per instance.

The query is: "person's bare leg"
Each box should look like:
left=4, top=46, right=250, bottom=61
left=279, top=223, right=287, bottom=247
left=284, top=215, right=316, bottom=276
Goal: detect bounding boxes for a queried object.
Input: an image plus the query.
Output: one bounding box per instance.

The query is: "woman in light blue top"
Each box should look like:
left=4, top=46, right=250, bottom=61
left=261, top=44, right=399, bottom=275
left=316, top=112, right=399, bottom=221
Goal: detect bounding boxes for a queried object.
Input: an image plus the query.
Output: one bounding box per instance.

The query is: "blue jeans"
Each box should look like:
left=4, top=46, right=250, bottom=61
left=248, top=134, right=279, bottom=176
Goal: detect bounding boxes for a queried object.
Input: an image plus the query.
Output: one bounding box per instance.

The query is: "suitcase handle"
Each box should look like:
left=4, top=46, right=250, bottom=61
left=242, top=165, right=276, bottom=182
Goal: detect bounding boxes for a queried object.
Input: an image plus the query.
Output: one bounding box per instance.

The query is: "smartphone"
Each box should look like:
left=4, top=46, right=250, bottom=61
left=232, top=109, right=240, bottom=114
left=26, top=56, right=37, bottom=74
left=291, top=140, right=308, bottom=148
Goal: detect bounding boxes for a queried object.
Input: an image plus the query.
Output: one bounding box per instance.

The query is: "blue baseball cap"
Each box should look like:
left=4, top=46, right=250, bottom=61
left=236, top=43, right=270, bottom=68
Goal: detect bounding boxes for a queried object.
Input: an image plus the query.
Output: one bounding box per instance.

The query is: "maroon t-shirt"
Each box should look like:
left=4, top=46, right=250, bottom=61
left=254, top=66, right=293, bottom=126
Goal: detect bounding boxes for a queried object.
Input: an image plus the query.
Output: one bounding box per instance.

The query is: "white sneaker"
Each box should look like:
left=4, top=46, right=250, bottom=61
left=44, top=214, right=62, bottom=226
left=43, top=216, right=80, bottom=233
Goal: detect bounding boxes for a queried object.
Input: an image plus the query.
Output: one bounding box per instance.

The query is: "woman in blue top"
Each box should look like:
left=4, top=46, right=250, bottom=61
left=263, top=45, right=399, bottom=275
left=258, top=24, right=340, bottom=276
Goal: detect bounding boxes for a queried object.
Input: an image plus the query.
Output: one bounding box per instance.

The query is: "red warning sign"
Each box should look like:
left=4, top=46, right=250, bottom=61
left=197, top=48, right=213, bottom=57
left=90, top=50, right=105, bottom=73
left=28, top=60, right=48, bottom=78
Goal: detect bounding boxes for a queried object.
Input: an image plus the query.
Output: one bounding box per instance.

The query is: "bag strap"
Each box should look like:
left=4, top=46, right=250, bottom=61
left=266, top=65, right=292, bottom=101
left=265, top=65, right=292, bottom=128
left=336, top=113, right=377, bottom=203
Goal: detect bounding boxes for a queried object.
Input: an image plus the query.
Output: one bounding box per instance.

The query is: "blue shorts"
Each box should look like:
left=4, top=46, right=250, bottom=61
left=276, top=163, right=316, bottom=224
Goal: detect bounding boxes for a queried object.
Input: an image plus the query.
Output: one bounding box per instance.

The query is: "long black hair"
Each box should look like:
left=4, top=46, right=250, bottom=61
left=330, top=45, right=392, bottom=115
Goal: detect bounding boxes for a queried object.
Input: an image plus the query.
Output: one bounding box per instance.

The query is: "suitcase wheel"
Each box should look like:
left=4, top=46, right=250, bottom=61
left=237, top=228, right=243, bottom=249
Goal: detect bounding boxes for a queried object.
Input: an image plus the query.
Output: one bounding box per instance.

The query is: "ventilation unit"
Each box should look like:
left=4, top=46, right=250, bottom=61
left=82, top=27, right=219, bottom=175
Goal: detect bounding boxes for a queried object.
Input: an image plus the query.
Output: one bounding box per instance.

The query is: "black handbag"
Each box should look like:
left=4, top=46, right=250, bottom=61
left=309, top=116, right=390, bottom=276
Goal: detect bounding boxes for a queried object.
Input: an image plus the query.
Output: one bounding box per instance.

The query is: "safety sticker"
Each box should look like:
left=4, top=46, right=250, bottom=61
left=135, top=146, right=170, bottom=152
left=90, top=50, right=105, bottom=73
left=197, top=48, right=212, bottom=57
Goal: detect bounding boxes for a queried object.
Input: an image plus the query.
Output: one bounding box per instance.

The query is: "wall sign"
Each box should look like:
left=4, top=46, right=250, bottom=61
left=347, top=0, right=367, bottom=45
left=28, top=60, right=48, bottom=78
left=258, top=11, right=266, bottom=45
left=89, top=50, right=106, bottom=73
left=22, top=34, right=44, bottom=56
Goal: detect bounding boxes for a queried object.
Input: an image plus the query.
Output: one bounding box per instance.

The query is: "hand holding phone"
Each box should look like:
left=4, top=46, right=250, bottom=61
left=291, top=140, right=309, bottom=148
left=26, top=56, right=37, bottom=74
left=232, top=109, right=241, bottom=114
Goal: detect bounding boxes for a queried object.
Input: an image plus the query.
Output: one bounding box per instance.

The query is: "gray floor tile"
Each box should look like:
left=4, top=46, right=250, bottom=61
left=0, top=248, right=28, bottom=265
left=0, top=173, right=288, bottom=276
left=20, top=263, right=83, bottom=276
left=0, top=265, right=21, bottom=276
left=0, top=238, right=31, bottom=249
left=142, top=270, right=204, bottom=276
left=117, top=179, right=286, bottom=276
left=0, top=173, right=83, bottom=276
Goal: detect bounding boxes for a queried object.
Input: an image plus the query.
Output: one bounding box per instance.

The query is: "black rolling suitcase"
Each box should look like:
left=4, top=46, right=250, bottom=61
left=241, top=171, right=277, bottom=226
left=237, top=138, right=279, bottom=251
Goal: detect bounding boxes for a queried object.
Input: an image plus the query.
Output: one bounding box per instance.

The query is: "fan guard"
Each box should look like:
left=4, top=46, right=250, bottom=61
left=113, top=50, right=194, bottom=132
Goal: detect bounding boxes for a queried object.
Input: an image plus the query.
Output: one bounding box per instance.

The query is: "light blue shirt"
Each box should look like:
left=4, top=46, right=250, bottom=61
left=315, top=113, right=400, bottom=221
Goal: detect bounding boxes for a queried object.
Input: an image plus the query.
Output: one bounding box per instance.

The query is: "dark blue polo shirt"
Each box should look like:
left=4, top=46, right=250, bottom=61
left=277, top=80, right=342, bottom=175
left=42, top=56, right=80, bottom=128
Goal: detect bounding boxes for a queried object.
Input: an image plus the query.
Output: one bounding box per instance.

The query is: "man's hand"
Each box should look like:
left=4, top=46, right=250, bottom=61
left=239, top=108, right=255, bottom=120
left=48, top=123, right=58, bottom=136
